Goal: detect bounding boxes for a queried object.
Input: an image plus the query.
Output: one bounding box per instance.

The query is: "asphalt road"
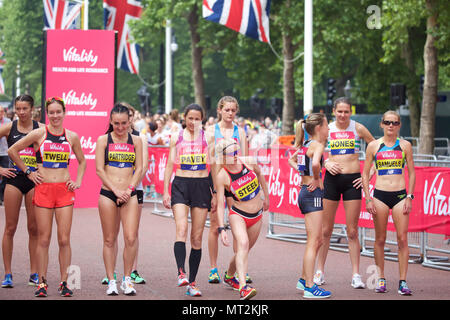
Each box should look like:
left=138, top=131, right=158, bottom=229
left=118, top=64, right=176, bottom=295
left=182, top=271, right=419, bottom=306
left=0, top=203, right=448, bottom=308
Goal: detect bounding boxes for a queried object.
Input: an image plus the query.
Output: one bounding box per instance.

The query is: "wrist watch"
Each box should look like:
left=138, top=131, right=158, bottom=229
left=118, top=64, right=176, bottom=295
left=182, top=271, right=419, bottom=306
left=217, top=227, right=226, bottom=234
left=25, top=168, right=32, bottom=175
left=407, top=194, right=414, bottom=200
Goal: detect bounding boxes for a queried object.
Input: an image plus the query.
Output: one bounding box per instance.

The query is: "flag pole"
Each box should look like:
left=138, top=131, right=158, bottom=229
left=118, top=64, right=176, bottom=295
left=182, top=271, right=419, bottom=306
left=165, top=19, right=172, bottom=114
left=83, top=0, right=89, bottom=30
left=304, top=0, right=313, bottom=115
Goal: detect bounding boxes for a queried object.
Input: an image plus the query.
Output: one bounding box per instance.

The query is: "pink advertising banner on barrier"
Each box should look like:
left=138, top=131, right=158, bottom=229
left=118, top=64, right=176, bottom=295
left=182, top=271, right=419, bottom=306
left=44, top=30, right=116, bottom=208
left=144, top=146, right=450, bottom=236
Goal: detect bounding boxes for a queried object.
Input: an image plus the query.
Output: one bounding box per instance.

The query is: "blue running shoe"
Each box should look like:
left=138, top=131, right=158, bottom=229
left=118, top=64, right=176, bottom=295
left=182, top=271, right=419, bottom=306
left=1, top=274, right=13, bottom=288
left=303, top=284, right=331, bottom=299
left=29, top=273, right=39, bottom=286
left=208, top=268, right=220, bottom=283
left=296, top=278, right=306, bottom=291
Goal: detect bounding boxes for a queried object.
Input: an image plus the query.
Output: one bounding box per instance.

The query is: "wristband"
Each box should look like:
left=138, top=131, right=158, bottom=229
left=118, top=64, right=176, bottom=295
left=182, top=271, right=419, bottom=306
left=128, top=185, right=135, bottom=192
left=212, top=189, right=217, bottom=194
left=217, top=227, right=226, bottom=234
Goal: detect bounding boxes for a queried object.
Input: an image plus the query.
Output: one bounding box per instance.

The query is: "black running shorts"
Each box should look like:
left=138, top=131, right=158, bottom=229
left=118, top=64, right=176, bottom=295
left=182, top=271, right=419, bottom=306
left=323, top=171, right=362, bottom=201
left=171, top=176, right=212, bottom=210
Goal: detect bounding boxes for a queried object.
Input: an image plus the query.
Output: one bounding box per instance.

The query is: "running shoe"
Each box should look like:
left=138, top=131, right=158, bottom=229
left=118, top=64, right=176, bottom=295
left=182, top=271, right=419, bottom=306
left=223, top=272, right=240, bottom=291
left=239, top=285, right=257, bottom=300
left=1, top=274, right=13, bottom=288
left=177, top=269, right=189, bottom=287
left=375, top=278, right=387, bottom=293
left=398, top=281, right=412, bottom=296
left=106, top=279, right=119, bottom=296
left=296, top=278, right=306, bottom=291
left=101, top=272, right=117, bottom=285
left=58, top=281, right=73, bottom=297
left=313, top=270, right=325, bottom=286
left=351, top=273, right=366, bottom=289
left=121, top=276, right=136, bottom=296
left=130, top=270, right=146, bottom=284
left=28, top=273, right=39, bottom=286
left=34, top=282, right=48, bottom=298
left=208, top=268, right=220, bottom=283
left=186, top=282, right=202, bottom=297
left=303, top=284, right=332, bottom=299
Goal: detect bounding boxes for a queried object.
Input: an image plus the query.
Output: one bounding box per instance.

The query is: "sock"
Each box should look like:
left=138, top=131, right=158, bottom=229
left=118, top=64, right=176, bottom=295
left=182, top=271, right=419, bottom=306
left=399, top=280, right=407, bottom=286
left=188, top=248, right=202, bottom=283
left=174, top=241, right=186, bottom=274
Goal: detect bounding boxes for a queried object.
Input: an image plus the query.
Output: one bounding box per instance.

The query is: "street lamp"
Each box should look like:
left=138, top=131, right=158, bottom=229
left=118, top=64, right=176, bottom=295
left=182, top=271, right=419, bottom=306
left=137, top=85, right=150, bottom=116
left=165, top=20, right=178, bottom=114
left=344, top=80, right=352, bottom=99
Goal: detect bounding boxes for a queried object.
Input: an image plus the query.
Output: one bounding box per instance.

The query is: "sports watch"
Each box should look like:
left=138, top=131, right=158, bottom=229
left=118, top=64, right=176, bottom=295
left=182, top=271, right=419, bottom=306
left=217, top=227, right=226, bottom=234
left=25, top=168, right=32, bottom=175
left=407, top=194, right=414, bottom=200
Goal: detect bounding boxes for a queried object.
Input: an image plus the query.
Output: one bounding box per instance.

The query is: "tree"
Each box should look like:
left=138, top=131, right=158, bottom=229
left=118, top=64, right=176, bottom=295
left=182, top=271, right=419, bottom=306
left=0, top=0, right=44, bottom=103
left=381, top=0, right=426, bottom=138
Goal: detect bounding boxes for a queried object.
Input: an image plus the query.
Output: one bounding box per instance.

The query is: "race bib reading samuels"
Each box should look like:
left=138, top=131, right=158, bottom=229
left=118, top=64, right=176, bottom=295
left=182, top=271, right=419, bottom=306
left=376, top=150, right=404, bottom=175
left=329, top=131, right=356, bottom=155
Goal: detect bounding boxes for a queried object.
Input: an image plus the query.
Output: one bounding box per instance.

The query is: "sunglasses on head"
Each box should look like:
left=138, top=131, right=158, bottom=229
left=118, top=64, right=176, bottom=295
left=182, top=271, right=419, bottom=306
left=45, top=96, right=65, bottom=107
left=382, top=120, right=400, bottom=126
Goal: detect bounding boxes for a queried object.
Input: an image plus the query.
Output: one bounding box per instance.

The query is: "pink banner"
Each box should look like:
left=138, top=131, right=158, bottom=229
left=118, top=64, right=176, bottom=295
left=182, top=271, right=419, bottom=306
left=144, top=146, right=450, bottom=236
left=44, top=30, right=116, bottom=208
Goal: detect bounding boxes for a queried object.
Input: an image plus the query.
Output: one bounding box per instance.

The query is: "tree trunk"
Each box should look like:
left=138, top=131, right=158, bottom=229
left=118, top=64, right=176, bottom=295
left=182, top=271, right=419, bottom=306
left=281, top=33, right=296, bottom=135
left=419, top=0, right=439, bottom=155
left=187, top=5, right=206, bottom=110
left=401, top=29, right=420, bottom=138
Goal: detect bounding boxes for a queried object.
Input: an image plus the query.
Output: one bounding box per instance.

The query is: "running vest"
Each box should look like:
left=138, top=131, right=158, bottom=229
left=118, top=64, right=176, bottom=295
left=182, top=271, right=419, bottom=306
left=375, top=138, right=406, bottom=176
left=7, top=120, right=39, bottom=172
left=327, top=120, right=361, bottom=155
left=176, top=128, right=208, bottom=171
left=37, top=126, right=72, bottom=169
left=105, top=132, right=136, bottom=168
left=224, top=163, right=260, bottom=202
left=214, top=123, right=240, bottom=156
left=297, top=140, right=323, bottom=177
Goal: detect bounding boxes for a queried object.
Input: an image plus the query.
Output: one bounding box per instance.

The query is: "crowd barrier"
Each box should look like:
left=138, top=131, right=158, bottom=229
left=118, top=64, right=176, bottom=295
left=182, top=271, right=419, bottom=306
left=142, top=145, right=450, bottom=271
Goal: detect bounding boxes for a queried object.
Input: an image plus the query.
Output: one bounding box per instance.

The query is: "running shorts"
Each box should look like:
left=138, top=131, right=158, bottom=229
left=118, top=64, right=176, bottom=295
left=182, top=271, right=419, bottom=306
left=373, top=188, right=407, bottom=209
left=229, top=205, right=263, bottom=228
left=33, top=182, right=75, bottom=208
left=5, top=173, right=35, bottom=195
left=171, top=176, right=212, bottom=210
left=298, top=185, right=324, bottom=214
left=100, top=188, right=138, bottom=207
left=323, top=171, right=362, bottom=201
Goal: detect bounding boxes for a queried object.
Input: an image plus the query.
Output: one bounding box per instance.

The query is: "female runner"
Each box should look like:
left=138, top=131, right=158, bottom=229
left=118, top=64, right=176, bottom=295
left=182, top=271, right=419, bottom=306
left=315, top=97, right=374, bottom=288
left=1, top=94, right=43, bottom=288
left=95, top=103, right=143, bottom=296
left=8, top=96, right=86, bottom=297
left=288, top=113, right=331, bottom=299
left=215, top=137, right=269, bottom=300
left=362, top=111, right=415, bottom=295
left=163, top=103, right=213, bottom=297
left=205, top=96, right=248, bottom=284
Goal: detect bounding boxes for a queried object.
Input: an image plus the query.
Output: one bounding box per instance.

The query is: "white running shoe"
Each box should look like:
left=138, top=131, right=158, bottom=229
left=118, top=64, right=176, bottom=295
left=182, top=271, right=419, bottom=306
left=351, top=273, right=366, bottom=289
left=185, top=282, right=202, bottom=297
left=106, top=279, right=119, bottom=296
left=313, top=270, right=325, bottom=286
left=121, top=276, right=136, bottom=295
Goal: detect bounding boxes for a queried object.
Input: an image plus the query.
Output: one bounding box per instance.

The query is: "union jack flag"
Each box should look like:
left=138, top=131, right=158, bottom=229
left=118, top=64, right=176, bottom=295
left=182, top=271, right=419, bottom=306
left=0, top=48, right=5, bottom=95
left=43, top=0, right=82, bottom=30
left=203, top=0, right=271, bottom=43
left=103, top=0, right=143, bottom=74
